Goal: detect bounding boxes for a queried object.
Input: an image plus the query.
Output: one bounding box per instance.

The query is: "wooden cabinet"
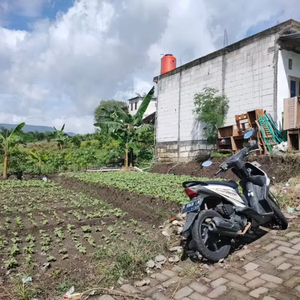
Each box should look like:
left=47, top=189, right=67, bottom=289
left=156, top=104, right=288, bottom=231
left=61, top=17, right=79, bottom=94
left=284, top=97, right=300, bottom=130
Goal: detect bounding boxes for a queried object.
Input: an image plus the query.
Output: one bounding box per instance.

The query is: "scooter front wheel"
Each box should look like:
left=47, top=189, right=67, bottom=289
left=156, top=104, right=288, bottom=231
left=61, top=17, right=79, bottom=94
left=192, top=210, right=231, bottom=262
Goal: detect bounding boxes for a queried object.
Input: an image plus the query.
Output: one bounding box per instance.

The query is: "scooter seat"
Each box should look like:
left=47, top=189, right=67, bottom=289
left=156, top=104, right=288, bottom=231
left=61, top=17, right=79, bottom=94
left=203, top=180, right=239, bottom=190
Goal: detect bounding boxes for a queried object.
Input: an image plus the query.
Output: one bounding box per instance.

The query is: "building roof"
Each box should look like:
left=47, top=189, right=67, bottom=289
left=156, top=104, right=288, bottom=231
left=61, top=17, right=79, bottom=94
left=154, top=19, right=300, bottom=82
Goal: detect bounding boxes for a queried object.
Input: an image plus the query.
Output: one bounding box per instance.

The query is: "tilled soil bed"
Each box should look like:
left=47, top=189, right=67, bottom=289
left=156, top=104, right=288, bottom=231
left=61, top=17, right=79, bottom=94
left=58, top=177, right=182, bottom=227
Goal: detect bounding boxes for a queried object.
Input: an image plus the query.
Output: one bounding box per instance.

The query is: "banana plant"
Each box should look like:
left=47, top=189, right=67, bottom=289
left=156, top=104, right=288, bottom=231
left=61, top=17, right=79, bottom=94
left=94, top=86, right=155, bottom=167
left=53, top=124, right=68, bottom=150
left=0, top=122, right=25, bottom=179
left=29, top=150, right=48, bottom=175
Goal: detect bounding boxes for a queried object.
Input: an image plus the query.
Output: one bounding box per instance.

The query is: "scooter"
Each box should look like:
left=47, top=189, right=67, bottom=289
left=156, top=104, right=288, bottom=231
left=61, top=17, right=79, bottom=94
left=181, top=130, right=288, bottom=262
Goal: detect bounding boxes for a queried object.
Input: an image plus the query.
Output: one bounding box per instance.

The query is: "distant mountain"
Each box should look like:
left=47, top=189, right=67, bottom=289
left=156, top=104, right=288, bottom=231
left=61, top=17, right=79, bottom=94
left=0, top=123, right=76, bottom=136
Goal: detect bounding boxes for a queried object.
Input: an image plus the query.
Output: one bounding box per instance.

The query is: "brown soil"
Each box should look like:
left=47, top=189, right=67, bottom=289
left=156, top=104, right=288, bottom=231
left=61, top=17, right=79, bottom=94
left=152, top=154, right=300, bottom=184
left=0, top=179, right=174, bottom=300
left=58, top=177, right=182, bottom=227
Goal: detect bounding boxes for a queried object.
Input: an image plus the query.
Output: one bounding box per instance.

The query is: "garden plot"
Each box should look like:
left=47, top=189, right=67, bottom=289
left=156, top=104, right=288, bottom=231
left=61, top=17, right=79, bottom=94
left=64, top=172, right=214, bottom=204
left=0, top=180, right=162, bottom=300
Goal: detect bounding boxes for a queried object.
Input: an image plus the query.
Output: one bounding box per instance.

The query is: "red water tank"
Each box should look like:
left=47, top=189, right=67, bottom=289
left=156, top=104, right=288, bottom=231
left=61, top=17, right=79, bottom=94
left=161, top=54, right=176, bottom=75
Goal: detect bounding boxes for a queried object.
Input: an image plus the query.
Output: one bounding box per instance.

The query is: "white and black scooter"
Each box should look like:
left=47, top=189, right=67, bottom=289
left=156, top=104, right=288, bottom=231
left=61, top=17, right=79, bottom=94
left=181, top=130, right=288, bottom=262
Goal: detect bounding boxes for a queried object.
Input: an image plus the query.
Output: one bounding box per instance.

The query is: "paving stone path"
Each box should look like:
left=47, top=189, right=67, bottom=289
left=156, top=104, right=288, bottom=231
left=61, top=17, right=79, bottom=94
left=96, top=227, right=300, bottom=300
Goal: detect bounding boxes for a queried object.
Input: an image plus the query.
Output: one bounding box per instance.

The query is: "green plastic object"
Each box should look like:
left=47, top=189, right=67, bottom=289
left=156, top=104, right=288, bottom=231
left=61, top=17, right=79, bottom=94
left=258, top=114, right=286, bottom=152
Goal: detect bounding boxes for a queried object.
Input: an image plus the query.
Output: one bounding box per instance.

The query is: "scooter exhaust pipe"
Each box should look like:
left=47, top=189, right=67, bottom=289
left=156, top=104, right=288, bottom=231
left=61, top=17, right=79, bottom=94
left=208, top=217, right=241, bottom=238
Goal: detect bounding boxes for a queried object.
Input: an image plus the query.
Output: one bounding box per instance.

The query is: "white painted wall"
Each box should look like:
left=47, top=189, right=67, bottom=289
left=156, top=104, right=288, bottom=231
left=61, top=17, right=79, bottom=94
left=277, top=49, right=300, bottom=129
left=156, top=33, right=277, bottom=154
left=224, top=35, right=276, bottom=124
left=128, top=99, right=156, bottom=117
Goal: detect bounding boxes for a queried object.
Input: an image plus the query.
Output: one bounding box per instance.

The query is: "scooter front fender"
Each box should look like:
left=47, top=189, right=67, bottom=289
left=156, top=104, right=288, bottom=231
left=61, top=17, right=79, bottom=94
left=181, top=212, right=198, bottom=238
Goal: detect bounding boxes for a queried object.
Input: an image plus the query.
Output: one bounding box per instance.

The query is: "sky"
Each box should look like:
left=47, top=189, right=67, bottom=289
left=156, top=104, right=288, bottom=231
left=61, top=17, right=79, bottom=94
left=0, top=0, right=300, bottom=134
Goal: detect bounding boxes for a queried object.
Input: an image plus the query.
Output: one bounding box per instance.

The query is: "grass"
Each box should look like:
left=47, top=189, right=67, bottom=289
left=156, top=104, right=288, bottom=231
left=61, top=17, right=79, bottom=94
left=93, top=237, right=166, bottom=285
left=63, top=172, right=219, bottom=204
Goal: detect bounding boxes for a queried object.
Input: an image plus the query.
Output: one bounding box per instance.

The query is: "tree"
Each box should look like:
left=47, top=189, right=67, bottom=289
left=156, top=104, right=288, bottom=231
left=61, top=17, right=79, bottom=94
left=94, top=87, right=155, bottom=167
left=53, top=124, right=68, bottom=149
left=70, top=136, right=81, bottom=148
left=0, top=122, right=25, bottom=179
left=94, top=100, right=128, bottom=124
left=194, top=87, right=229, bottom=145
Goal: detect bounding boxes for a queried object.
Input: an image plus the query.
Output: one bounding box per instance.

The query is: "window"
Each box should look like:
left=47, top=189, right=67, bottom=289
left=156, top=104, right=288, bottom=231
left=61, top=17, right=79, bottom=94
left=135, top=102, right=137, bottom=110
left=291, top=80, right=296, bottom=97
left=290, top=77, right=300, bottom=97
left=289, top=58, right=293, bottom=70
left=131, top=103, right=133, bottom=111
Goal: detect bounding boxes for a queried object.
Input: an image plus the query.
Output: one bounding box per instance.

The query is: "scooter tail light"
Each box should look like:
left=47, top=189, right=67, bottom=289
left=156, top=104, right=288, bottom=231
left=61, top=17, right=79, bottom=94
left=184, top=188, right=198, bottom=198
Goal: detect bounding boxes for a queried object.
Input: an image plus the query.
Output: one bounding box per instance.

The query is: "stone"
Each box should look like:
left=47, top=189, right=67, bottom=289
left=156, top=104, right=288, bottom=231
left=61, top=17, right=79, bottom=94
left=146, top=260, right=155, bottom=268
left=227, top=281, right=249, bottom=292
left=263, top=297, right=275, bottom=300
left=224, top=273, right=246, bottom=285
left=246, top=278, right=266, bottom=288
left=264, top=282, right=277, bottom=289
left=150, top=273, right=169, bottom=281
left=189, top=281, right=209, bottom=293
left=290, top=238, right=300, bottom=244
left=155, top=255, right=167, bottom=264
left=295, top=285, right=300, bottom=292
left=277, top=263, right=292, bottom=270
left=243, top=262, right=259, bottom=272
left=207, top=286, right=227, bottom=299
left=162, top=270, right=177, bottom=277
left=169, top=246, right=183, bottom=253
left=283, top=276, right=300, bottom=288
left=243, top=270, right=261, bottom=280
left=236, top=249, right=252, bottom=257
left=152, top=292, right=169, bottom=300
left=171, top=266, right=184, bottom=273
left=211, top=277, right=228, bottom=288
left=278, top=269, right=297, bottom=280
left=134, top=279, right=150, bottom=287
left=174, top=286, right=193, bottom=300
left=96, top=296, right=115, bottom=300
left=168, top=255, right=180, bottom=263
left=270, top=256, right=287, bottom=267
left=260, top=274, right=283, bottom=284
left=208, top=268, right=227, bottom=280
left=274, top=240, right=292, bottom=247
left=286, top=231, right=300, bottom=238
left=265, top=249, right=282, bottom=258
left=189, top=292, right=210, bottom=300
left=162, top=276, right=181, bottom=288
left=262, top=243, right=277, bottom=251
left=120, top=284, right=140, bottom=294
left=292, top=242, right=300, bottom=251
left=249, top=287, right=268, bottom=298
left=277, top=246, right=298, bottom=254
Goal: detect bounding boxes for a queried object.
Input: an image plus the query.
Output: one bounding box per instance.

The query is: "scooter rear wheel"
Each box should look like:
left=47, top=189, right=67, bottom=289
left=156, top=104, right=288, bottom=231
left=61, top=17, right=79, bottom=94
left=267, top=194, right=288, bottom=230
left=192, top=210, right=231, bottom=262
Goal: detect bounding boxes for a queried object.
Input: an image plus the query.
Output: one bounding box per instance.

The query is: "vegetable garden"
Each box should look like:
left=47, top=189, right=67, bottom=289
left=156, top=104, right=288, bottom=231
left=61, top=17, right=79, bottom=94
left=0, top=178, right=169, bottom=300
left=64, top=172, right=213, bottom=205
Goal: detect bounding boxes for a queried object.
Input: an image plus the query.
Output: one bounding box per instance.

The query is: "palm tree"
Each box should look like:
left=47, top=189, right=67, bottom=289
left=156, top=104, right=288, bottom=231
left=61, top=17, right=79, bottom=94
left=0, top=122, right=25, bottom=179
left=53, top=124, right=68, bottom=149
left=94, top=86, right=155, bottom=167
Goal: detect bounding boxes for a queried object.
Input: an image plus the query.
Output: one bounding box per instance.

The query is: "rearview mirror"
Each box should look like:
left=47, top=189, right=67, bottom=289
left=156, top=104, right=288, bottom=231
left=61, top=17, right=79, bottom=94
left=202, top=161, right=213, bottom=167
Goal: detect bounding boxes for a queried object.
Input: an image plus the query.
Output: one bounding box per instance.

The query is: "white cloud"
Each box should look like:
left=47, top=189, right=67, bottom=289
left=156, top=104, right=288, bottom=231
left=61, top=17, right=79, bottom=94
left=0, top=0, right=300, bottom=133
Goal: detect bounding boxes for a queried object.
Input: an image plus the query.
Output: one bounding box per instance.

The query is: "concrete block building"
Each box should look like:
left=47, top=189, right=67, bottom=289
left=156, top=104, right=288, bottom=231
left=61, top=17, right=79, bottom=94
left=154, top=19, right=300, bottom=162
